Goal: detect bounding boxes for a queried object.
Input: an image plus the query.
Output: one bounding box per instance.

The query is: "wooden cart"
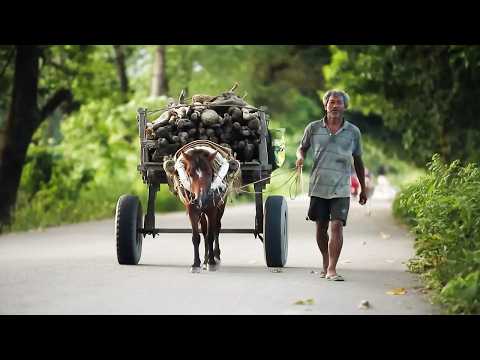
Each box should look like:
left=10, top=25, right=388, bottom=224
left=115, top=107, right=288, bottom=267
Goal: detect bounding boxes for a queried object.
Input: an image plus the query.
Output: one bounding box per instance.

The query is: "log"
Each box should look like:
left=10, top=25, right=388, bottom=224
left=242, top=109, right=255, bottom=123
left=152, top=143, right=180, bottom=161
left=223, top=113, right=232, bottom=125
left=228, top=106, right=242, bottom=122
left=206, top=128, right=216, bottom=137
left=241, top=127, right=251, bottom=138
left=174, top=106, right=188, bottom=119
left=157, top=137, right=169, bottom=147
left=152, top=110, right=171, bottom=129
left=155, top=125, right=172, bottom=139
left=247, top=118, right=260, bottom=131
left=209, top=94, right=247, bottom=109
left=177, top=118, right=194, bottom=130
left=201, top=109, right=220, bottom=126
left=243, top=142, right=255, bottom=162
left=193, top=105, right=206, bottom=112
left=190, top=111, right=200, bottom=122
left=178, top=131, right=189, bottom=140
left=192, top=94, right=217, bottom=104
left=220, top=132, right=232, bottom=143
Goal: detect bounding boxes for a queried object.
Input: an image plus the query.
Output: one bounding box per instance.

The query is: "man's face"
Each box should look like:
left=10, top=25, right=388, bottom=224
left=325, top=95, right=345, bottom=117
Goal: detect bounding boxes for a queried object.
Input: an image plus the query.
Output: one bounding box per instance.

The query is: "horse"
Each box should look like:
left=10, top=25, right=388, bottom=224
left=180, top=148, right=227, bottom=273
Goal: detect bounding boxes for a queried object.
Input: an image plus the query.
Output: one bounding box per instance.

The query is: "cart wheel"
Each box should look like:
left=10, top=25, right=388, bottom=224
left=115, top=195, right=143, bottom=265
left=264, top=195, right=288, bottom=267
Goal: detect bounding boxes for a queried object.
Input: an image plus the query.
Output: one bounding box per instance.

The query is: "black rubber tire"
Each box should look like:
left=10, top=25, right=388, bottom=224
left=115, top=195, right=143, bottom=265
left=264, top=195, right=288, bottom=267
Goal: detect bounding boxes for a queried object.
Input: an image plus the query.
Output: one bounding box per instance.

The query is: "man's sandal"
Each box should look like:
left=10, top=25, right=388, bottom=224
left=326, top=274, right=345, bottom=281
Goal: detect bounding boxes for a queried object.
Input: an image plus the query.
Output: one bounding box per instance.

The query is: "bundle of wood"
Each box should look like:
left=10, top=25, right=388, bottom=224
left=145, top=86, right=263, bottom=163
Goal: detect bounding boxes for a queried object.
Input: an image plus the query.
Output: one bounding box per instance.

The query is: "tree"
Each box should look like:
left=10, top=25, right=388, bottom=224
left=113, top=45, right=129, bottom=99
left=150, top=45, right=168, bottom=97
left=0, top=46, right=72, bottom=229
left=324, top=45, right=480, bottom=165
left=244, top=45, right=330, bottom=133
left=0, top=46, right=16, bottom=125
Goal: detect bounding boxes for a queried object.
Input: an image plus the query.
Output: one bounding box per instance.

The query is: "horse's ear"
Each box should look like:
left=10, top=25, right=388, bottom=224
left=208, top=151, right=217, bottom=163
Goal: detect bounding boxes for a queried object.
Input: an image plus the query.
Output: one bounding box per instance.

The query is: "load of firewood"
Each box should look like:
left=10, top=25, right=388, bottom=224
left=144, top=84, right=263, bottom=163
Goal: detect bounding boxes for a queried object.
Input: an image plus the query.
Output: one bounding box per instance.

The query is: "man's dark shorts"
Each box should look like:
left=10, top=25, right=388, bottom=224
left=307, top=196, right=350, bottom=226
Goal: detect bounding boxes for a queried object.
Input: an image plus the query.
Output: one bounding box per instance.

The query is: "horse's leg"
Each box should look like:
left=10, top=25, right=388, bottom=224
left=188, top=206, right=202, bottom=273
left=206, top=207, right=218, bottom=271
left=214, top=200, right=226, bottom=262
left=200, top=213, right=208, bottom=269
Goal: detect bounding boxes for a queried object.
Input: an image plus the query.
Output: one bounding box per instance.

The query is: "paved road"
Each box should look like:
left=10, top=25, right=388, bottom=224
left=0, top=179, right=439, bottom=314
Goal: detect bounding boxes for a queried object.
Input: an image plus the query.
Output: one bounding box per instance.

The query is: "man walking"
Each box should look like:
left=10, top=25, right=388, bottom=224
left=296, top=90, right=367, bottom=281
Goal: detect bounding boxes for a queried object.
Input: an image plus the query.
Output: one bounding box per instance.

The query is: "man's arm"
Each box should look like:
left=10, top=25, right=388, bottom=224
left=353, top=155, right=367, bottom=205
left=296, top=124, right=311, bottom=168
left=296, top=146, right=306, bottom=168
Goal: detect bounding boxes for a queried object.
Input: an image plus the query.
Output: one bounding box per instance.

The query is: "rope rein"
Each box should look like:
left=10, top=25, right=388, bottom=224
left=166, top=141, right=305, bottom=205
left=175, top=166, right=304, bottom=207
left=232, top=166, right=304, bottom=200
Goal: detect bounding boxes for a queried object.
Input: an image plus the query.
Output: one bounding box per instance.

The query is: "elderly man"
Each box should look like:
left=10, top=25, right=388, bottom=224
left=296, top=90, right=367, bottom=281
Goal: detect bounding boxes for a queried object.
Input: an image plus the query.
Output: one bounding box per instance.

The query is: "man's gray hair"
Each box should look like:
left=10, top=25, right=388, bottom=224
left=323, top=89, right=350, bottom=109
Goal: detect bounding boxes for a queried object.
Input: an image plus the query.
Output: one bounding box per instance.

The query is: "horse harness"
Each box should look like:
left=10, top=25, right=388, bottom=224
left=163, top=140, right=241, bottom=208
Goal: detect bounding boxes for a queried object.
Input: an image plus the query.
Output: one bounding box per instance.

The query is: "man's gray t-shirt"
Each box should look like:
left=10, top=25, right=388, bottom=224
left=300, top=117, right=363, bottom=199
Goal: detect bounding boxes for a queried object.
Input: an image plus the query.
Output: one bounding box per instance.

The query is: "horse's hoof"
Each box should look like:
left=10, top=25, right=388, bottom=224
left=190, top=266, right=201, bottom=273
left=202, top=263, right=208, bottom=270
left=207, top=263, right=217, bottom=272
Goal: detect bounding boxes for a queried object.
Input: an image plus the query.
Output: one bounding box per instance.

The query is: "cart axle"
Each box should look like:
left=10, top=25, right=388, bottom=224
left=139, top=228, right=258, bottom=234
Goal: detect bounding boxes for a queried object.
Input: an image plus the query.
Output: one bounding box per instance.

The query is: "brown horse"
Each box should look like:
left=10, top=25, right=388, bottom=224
left=181, top=149, right=227, bottom=273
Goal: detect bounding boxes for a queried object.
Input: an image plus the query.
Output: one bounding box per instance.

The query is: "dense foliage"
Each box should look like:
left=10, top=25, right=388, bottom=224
left=323, top=45, right=480, bottom=166
left=393, top=155, right=480, bottom=314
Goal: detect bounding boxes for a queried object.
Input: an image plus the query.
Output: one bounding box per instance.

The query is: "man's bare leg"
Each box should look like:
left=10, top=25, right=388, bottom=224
left=316, top=220, right=330, bottom=274
left=327, top=220, right=344, bottom=277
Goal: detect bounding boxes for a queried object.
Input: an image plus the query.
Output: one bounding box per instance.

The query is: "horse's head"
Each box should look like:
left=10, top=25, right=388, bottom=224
left=182, top=149, right=217, bottom=210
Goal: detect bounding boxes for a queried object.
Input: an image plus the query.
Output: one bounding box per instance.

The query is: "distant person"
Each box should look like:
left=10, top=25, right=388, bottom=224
left=364, top=167, right=375, bottom=198
left=296, top=89, right=368, bottom=281
left=350, top=164, right=360, bottom=197
left=377, top=164, right=386, bottom=176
